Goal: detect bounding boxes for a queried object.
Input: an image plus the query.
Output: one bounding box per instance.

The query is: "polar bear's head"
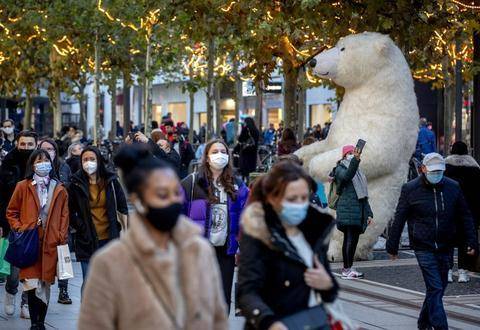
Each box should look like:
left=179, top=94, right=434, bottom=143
left=311, top=32, right=403, bottom=89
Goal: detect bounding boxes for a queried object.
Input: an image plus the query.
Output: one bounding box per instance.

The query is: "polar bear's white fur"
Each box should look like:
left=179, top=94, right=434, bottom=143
left=296, top=32, right=419, bottom=261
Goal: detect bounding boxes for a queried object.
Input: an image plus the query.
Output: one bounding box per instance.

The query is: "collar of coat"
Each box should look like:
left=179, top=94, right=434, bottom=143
left=70, top=169, right=117, bottom=195
left=241, top=202, right=335, bottom=266
left=126, top=212, right=203, bottom=255
left=445, top=154, right=480, bottom=169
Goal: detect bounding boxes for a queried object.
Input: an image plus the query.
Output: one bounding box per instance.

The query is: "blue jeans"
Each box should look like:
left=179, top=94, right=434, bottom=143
left=415, top=250, right=450, bottom=330
left=5, top=265, right=28, bottom=305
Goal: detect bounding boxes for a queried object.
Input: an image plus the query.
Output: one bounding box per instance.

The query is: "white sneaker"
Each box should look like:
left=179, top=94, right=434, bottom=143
left=341, top=268, right=364, bottom=279
left=458, top=269, right=470, bottom=283
left=447, top=269, right=453, bottom=283
left=20, top=304, right=29, bottom=319
left=4, top=292, right=15, bottom=316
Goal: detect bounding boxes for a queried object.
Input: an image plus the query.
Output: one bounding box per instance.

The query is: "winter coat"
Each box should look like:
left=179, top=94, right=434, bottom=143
left=386, top=175, right=478, bottom=255
left=66, top=155, right=81, bottom=175
left=415, top=126, right=436, bottom=159
left=445, top=154, right=480, bottom=230
left=148, top=139, right=181, bottom=175
left=181, top=169, right=249, bottom=255
left=57, top=161, right=71, bottom=184
left=6, top=179, right=69, bottom=283
left=68, top=170, right=128, bottom=262
left=277, top=141, right=299, bottom=156
left=334, top=158, right=373, bottom=232
left=238, top=127, right=259, bottom=177
left=0, top=148, right=31, bottom=236
left=237, top=202, right=338, bottom=330
left=78, top=213, right=228, bottom=330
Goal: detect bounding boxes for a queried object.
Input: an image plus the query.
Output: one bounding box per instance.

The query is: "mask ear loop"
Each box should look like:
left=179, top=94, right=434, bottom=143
left=133, top=199, right=146, bottom=215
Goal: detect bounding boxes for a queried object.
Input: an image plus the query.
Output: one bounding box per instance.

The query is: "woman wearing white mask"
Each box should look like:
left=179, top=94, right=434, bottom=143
left=237, top=160, right=338, bottom=330
left=67, top=146, right=128, bottom=291
left=332, top=145, right=374, bottom=280
left=6, top=149, right=69, bottom=329
left=0, top=119, right=16, bottom=154
left=181, top=139, right=249, bottom=313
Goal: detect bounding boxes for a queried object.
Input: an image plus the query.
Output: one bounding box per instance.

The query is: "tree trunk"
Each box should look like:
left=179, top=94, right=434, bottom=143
left=78, top=83, right=87, bottom=134
left=472, top=30, right=480, bottom=160
left=93, top=31, right=100, bottom=144
left=123, top=79, right=131, bottom=134
left=109, top=77, right=117, bottom=141
left=206, top=38, right=215, bottom=141
left=283, top=60, right=299, bottom=131
left=234, top=60, right=242, bottom=143
left=189, top=90, right=195, bottom=143
left=215, top=79, right=222, bottom=137
left=254, top=81, right=263, bottom=129
left=23, top=90, right=32, bottom=130
left=443, top=56, right=454, bottom=156
left=297, top=68, right=307, bottom=142
left=53, top=86, right=62, bottom=138
left=143, top=41, right=153, bottom=136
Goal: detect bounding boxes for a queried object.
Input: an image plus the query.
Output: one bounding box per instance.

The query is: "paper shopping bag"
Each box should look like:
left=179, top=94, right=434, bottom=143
left=57, top=244, right=74, bottom=280
left=0, top=238, right=10, bottom=276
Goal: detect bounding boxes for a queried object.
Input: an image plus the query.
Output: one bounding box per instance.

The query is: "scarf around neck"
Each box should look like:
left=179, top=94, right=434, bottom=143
left=341, top=158, right=369, bottom=200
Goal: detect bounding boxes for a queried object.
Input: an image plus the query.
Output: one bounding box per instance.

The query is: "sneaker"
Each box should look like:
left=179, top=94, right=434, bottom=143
left=458, top=269, right=470, bottom=283
left=341, top=268, right=364, bottom=279
left=4, top=292, right=15, bottom=315
left=58, top=288, right=72, bottom=305
left=447, top=269, right=453, bottom=283
left=20, top=304, right=30, bottom=319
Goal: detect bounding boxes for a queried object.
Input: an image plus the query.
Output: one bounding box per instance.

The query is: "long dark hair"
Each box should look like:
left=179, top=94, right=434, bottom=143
left=38, top=138, right=61, bottom=173
left=200, top=139, right=236, bottom=202
left=248, top=160, right=315, bottom=205
left=25, top=149, right=56, bottom=179
left=80, top=146, right=110, bottom=196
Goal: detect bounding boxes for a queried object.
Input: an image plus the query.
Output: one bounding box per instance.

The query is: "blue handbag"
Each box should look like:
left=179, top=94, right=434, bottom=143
left=4, top=180, right=56, bottom=269
left=4, top=227, right=40, bottom=269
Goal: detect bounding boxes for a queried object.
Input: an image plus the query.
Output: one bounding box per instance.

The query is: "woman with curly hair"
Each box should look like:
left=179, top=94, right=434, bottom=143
left=181, top=139, right=249, bottom=312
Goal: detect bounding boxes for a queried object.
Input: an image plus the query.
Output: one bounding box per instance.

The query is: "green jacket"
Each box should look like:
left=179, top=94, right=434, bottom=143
left=334, top=157, right=373, bottom=233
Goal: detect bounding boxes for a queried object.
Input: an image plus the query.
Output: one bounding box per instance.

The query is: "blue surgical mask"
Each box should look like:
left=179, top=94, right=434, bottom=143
left=426, top=171, right=444, bottom=185
left=278, top=201, right=309, bottom=226
left=34, top=161, right=52, bottom=177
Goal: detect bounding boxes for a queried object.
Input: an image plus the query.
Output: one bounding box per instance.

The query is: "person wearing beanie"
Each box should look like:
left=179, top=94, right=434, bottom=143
left=387, top=152, right=477, bottom=330
left=445, top=141, right=480, bottom=283
left=331, top=144, right=373, bottom=279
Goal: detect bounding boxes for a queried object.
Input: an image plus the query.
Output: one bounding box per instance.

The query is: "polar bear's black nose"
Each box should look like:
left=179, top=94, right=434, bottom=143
left=308, top=58, right=317, bottom=68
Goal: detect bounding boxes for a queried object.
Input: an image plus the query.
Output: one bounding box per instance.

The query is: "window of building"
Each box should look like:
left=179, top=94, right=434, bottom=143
left=168, top=102, right=187, bottom=124
left=309, top=104, right=332, bottom=127
left=267, top=108, right=283, bottom=126
left=153, top=105, right=162, bottom=124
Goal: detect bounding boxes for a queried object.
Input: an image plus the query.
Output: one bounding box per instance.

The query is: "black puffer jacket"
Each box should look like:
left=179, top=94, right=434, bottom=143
left=237, top=202, right=338, bottom=330
left=386, top=175, right=478, bottom=255
left=68, top=170, right=128, bottom=261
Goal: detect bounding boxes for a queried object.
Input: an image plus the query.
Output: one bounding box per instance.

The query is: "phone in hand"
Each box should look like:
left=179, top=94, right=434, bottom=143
left=356, top=139, right=366, bottom=153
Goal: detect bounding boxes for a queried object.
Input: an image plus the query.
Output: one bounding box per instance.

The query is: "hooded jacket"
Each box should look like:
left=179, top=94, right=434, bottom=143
left=0, top=148, right=32, bottom=236
left=237, top=202, right=338, bottom=330
left=181, top=169, right=249, bottom=255
left=386, top=175, right=478, bottom=255
left=68, top=170, right=128, bottom=261
left=78, top=213, right=228, bottom=330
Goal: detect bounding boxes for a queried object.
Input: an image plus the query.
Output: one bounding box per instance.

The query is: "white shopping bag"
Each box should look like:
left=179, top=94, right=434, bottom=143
left=57, top=244, right=74, bottom=280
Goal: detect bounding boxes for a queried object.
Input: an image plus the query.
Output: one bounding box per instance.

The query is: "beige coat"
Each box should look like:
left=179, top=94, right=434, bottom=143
left=78, top=213, right=228, bottom=330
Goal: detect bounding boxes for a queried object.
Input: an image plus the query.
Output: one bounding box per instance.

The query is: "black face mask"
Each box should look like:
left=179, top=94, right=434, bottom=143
left=144, top=202, right=182, bottom=232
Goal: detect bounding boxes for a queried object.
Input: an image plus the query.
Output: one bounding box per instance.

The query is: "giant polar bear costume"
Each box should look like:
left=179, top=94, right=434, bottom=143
left=296, top=32, right=419, bottom=261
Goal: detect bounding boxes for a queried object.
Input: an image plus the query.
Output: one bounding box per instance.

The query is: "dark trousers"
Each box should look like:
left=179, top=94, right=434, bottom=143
left=27, top=290, right=48, bottom=327
left=342, top=227, right=361, bottom=269
left=214, top=246, right=236, bottom=313
left=5, top=265, right=28, bottom=305
left=80, top=239, right=109, bottom=295
left=448, top=246, right=468, bottom=270
left=415, top=250, right=449, bottom=330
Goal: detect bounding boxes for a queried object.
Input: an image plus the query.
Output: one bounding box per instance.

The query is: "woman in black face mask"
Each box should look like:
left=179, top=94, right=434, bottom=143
left=78, top=144, right=228, bottom=330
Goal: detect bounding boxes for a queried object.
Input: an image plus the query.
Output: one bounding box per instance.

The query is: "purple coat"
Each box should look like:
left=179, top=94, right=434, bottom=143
left=181, top=171, right=249, bottom=255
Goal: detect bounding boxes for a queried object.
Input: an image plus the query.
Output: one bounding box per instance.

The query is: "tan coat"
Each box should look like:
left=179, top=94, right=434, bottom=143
left=78, top=213, right=228, bottom=330
left=6, top=179, right=69, bottom=283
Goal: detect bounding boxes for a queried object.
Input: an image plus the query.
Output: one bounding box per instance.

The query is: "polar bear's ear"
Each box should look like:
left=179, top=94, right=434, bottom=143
left=375, top=36, right=391, bottom=55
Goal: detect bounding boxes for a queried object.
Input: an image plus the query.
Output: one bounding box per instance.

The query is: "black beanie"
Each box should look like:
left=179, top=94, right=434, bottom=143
left=451, top=141, right=468, bottom=155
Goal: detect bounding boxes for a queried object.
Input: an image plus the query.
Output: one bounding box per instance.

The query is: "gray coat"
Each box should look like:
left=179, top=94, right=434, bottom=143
left=334, top=157, right=373, bottom=232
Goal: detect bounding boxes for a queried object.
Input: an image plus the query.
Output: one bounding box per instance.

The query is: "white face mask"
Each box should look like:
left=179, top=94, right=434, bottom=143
left=209, top=153, right=229, bottom=170
left=2, top=127, right=14, bottom=135
left=83, top=161, right=98, bottom=175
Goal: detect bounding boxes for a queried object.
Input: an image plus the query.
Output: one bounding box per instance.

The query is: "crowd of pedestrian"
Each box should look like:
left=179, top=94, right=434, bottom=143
left=0, top=114, right=477, bottom=330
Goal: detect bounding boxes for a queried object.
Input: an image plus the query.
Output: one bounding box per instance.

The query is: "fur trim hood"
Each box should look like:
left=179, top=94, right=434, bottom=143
left=240, top=202, right=272, bottom=247
left=445, top=154, right=480, bottom=169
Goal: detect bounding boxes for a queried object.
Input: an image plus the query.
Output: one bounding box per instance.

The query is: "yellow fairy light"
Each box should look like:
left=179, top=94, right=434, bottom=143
left=305, top=70, right=322, bottom=84
left=451, top=0, right=480, bottom=9
left=53, top=44, right=69, bottom=56
left=220, top=1, right=236, bottom=12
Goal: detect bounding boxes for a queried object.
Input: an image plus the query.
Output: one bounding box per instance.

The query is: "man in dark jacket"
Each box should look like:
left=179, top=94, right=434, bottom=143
left=0, top=130, right=37, bottom=317
left=387, top=153, right=477, bottom=330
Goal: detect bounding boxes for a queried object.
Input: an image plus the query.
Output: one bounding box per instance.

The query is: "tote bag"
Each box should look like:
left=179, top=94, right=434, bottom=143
left=0, top=238, right=10, bottom=276
left=57, top=244, right=74, bottom=280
